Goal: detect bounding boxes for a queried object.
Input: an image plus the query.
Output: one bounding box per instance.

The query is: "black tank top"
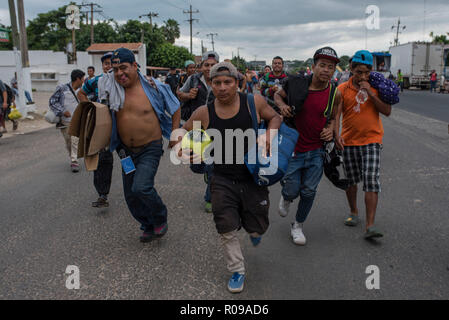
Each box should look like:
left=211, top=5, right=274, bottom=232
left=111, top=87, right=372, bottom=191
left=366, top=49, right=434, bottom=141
left=207, top=92, right=254, bottom=181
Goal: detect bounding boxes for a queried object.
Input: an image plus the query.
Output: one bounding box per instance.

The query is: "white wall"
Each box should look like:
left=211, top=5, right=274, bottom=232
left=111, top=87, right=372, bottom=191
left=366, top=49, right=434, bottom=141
left=0, top=50, right=91, bottom=91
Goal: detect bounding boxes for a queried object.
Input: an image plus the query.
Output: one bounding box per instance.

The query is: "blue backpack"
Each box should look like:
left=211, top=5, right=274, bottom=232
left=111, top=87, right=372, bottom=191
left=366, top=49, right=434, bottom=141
left=244, top=94, right=299, bottom=186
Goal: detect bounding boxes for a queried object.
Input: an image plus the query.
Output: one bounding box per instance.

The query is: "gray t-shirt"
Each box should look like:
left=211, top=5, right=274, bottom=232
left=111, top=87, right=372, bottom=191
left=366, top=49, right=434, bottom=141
left=180, top=74, right=212, bottom=101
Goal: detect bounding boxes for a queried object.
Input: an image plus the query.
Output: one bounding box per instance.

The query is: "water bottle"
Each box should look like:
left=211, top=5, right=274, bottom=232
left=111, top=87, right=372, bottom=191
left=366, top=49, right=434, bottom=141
left=354, top=89, right=368, bottom=113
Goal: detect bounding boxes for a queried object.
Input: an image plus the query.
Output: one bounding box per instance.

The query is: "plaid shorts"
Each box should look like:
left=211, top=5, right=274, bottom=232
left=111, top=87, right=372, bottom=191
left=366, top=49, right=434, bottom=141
left=343, top=143, right=382, bottom=192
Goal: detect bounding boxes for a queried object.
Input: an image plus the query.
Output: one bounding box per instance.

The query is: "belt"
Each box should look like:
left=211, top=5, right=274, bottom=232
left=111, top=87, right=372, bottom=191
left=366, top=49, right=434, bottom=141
left=124, top=139, right=163, bottom=154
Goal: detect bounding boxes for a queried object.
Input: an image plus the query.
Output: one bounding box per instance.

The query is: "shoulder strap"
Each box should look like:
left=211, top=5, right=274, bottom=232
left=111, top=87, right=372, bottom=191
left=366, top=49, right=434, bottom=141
left=67, top=83, right=80, bottom=103
left=247, top=93, right=259, bottom=136
left=323, top=82, right=337, bottom=123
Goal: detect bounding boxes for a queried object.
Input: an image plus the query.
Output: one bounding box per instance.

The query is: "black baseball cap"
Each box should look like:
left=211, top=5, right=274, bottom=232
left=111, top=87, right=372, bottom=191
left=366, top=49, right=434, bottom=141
left=111, top=48, right=140, bottom=67
left=313, top=47, right=340, bottom=64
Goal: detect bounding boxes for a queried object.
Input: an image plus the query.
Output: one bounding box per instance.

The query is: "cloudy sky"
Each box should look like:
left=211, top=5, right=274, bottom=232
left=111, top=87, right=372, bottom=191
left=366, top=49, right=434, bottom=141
left=1, top=0, right=448, bottom=62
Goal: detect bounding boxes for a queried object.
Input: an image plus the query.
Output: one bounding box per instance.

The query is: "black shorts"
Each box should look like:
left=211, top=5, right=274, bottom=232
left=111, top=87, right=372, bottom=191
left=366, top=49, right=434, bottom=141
left=210, top=174, right=270, bottom=235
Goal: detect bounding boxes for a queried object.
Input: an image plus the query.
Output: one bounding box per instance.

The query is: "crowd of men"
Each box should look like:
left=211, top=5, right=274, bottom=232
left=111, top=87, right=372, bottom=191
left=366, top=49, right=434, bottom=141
left=46, top=46, right=391, bottom=294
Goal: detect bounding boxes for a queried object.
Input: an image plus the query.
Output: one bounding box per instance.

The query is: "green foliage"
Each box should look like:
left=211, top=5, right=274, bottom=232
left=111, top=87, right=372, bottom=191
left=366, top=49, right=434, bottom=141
left=1, top=3, right=186, bottom=67
left=338, top=55, right=350, bottom=70
left=148, top=42, right=194, bottom=68
left=231, top=56, right=247, bottom=71
left=429, top=31, right=449, bottom=44
left=160, top=19, right=180, bottom=44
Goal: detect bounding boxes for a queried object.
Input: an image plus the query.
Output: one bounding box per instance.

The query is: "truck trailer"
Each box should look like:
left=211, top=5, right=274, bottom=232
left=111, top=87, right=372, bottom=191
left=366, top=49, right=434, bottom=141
left=389, top=42, right=444, bottom=89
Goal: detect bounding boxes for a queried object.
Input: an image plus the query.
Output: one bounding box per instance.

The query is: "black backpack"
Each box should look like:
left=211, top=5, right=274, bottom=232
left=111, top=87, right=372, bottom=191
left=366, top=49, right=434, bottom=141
left=4, top=84, right=14, bottom=105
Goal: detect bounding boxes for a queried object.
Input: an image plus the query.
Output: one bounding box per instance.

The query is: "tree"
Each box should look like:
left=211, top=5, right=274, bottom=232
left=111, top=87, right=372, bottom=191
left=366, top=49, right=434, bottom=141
left=26, top=4, right=73, bottom=51
left=338, top=55, right=350, bottom=70
left=429, top=31, right=449, bottom=44
left=231, top=56, right=247, bottom=71
left=148, top=42, right=194, bottom=68
left=160, top=19, right=180, bottom=44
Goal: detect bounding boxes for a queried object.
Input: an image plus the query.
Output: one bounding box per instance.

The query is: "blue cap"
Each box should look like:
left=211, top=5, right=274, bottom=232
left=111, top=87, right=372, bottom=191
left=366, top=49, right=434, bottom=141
left=111, top=48, right=139, bottom=67
left=352, top=50, right=373, bottom=66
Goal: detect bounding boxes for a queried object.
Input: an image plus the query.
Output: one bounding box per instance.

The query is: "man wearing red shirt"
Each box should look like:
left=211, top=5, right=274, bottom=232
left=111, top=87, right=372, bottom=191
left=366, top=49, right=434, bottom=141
left=274, top=47, right=342, bottom=245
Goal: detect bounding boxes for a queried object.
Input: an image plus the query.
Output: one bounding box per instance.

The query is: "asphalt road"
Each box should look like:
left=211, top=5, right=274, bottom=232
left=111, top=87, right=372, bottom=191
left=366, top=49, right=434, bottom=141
left=395, top=89, right=449, bottom=122
left=1, top=92, right=449, bottom=300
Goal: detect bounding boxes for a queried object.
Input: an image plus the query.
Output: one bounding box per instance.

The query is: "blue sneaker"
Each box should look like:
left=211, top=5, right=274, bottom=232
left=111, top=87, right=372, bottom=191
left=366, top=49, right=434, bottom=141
left=250, top=235, right=262, bottom=247
left=227, top=272, right=245, bottom=293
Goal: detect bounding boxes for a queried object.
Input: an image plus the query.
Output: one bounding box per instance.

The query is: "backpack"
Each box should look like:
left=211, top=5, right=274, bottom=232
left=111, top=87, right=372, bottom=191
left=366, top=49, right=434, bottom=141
left=322, top=83, right=350, bottom=190
left=282, top=74, right=313, bottom=129
left=4, top=84, right=14, bottom=105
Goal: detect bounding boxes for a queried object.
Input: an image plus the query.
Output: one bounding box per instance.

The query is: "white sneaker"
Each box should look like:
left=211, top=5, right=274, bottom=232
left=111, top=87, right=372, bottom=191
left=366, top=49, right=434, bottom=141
left=278, top=196, right=291, bottom=217
left=291, top=222, right=306, bottom=245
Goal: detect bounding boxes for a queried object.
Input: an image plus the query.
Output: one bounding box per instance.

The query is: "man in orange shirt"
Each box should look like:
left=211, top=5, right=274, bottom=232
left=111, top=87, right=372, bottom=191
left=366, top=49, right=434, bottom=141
left=335, top=50, right=392, bottom=240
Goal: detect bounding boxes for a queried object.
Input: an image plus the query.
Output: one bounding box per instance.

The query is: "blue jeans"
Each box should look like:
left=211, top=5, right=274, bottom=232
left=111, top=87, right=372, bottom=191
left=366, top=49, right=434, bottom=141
left=281, top=148, right=324, bottom=223
left=430, top=80, right=437, bottom=92
left=120, top=140, right=167, bottom=233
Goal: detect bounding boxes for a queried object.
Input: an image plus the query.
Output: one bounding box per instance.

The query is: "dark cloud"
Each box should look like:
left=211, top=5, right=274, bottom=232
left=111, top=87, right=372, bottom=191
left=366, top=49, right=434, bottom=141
left=1, top=0, right=448, bottom=62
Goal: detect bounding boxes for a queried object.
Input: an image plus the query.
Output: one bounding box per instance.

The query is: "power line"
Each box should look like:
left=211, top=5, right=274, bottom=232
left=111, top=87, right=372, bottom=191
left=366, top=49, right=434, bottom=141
left=163, top=1, right=184, bottom=10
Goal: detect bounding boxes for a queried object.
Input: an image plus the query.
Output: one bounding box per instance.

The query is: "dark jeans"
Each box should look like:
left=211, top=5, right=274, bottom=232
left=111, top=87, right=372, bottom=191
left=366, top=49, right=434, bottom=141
left=281, top=148, right=324, bottom=223
left=204, top=164, right=214, bottom=203
left=120, top=140, right=167, bottom=233
left=94, top=150, right=114, bottom=198
left=430, top=80, right=437, bottom=92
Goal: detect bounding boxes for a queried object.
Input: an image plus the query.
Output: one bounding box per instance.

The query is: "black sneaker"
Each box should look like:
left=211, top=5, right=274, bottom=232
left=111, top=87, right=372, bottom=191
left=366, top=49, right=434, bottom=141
left=56, top=122, right=67, bottom=129
left=92, top=197, right=109, bottom=208
left=154, top=223, right=168, bottom=238
left=140, top=232, right=155, bottom=243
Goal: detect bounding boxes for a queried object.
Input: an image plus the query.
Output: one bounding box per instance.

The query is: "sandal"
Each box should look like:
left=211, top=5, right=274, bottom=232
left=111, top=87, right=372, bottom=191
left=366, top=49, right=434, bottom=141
left=344, top=214, right=359, bottom=226
left=364, top=227, right=383, bottom=240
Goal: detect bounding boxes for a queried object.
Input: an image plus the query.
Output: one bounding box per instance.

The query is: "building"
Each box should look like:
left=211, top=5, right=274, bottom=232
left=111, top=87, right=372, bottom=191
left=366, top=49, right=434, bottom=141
left=0, top=42, right=147, bottom=92
left=86, top=42, right=146, bottom=75
left=0, top=50, right=90, bottom=91
left=248, top=60, right=267, bottom=71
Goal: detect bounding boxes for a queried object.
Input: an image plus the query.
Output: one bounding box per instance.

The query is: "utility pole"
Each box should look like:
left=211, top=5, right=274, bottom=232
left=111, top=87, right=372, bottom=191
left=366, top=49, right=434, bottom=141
left=139, top=12, right=159, bottom=31
left=391, top=17, right=406, bottom=46
left=139, top=12, right=158, bottom=45
left=206, top=33, right=218, bottom=52
left=17, top=0, right=29, bottom=68
left=7, top=0, right=20, bottom=50
left=80, top=2, right=102, bottom=45
left=15, top=0, right=31, bottom=116
left=184, top=5, right=199, bottom=55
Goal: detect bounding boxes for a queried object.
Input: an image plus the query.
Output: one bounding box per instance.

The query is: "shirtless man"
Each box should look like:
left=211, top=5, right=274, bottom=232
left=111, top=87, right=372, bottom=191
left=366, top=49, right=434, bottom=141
left=111, top=48, right=181, bottom=242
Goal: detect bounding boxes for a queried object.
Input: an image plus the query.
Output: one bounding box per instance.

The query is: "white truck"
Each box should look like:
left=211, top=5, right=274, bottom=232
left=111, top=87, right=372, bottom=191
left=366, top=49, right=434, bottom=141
left=389, top=42, right=445, bottom=89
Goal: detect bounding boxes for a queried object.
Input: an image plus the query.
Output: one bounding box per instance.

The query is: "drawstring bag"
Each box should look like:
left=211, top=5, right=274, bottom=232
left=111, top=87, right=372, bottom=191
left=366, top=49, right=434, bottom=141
left=369, top=72, right=400, bottom=105
left=244, top=94, right=299, bottom=187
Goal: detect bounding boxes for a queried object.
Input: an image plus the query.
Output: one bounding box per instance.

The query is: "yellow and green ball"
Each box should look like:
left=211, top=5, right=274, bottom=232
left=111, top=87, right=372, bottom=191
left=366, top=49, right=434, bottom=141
left=181, top=129, right=212, bottom=158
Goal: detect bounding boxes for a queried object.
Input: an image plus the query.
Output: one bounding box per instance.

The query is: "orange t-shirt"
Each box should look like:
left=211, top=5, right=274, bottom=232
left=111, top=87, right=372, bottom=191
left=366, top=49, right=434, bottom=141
left=338, top=77, right=384, bottom=146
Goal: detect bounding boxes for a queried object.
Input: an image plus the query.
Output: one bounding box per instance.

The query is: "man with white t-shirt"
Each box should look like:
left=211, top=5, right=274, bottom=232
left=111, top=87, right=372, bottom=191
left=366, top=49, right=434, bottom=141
left=49, top=69, right=85, bottom=172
